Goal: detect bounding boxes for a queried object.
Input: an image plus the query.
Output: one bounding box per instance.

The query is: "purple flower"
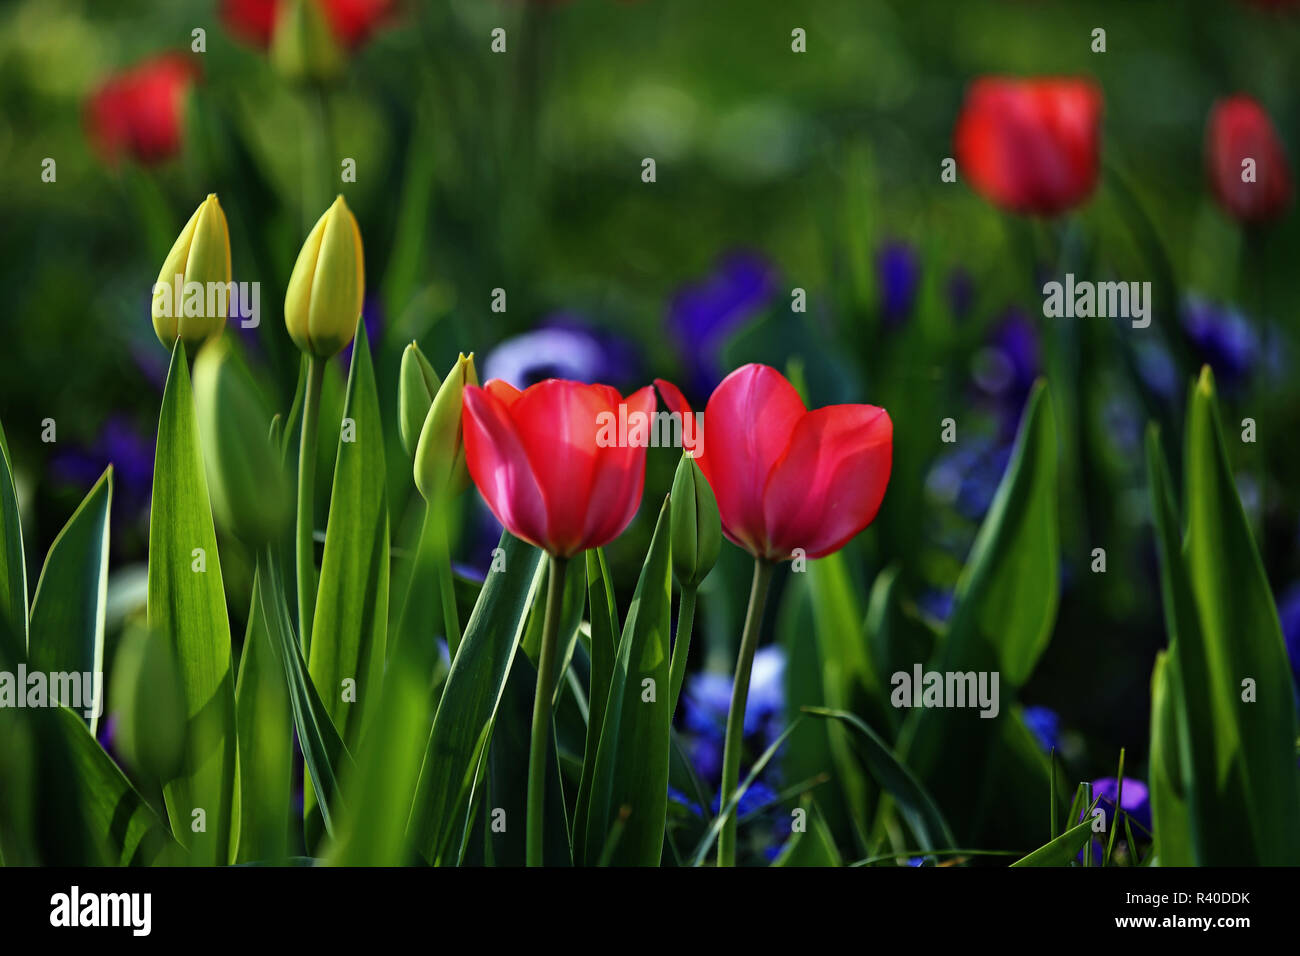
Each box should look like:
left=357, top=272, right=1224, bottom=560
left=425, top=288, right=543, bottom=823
left=49, top=415, right=155, bottom=524
left=1135, top=340, right=1178, bottom=400
left=666, top=251, right=778, bottom=396
left=1022, top=705, right=1061, bottom=752
left=482, top=315, right=639, bottom=390
left=681, top=646, right=785, bottom=783
left=1088, top=777, right=1151, bottom=832
left=973, top=309, right=1042, bottom=440
left=1277, top=582, right=1300, bottom=689
left=918, top=589, right=954, bottom=623
left=1182, top=296, right=1260, bottom=389
left=876, top=241, right=920, bottom=326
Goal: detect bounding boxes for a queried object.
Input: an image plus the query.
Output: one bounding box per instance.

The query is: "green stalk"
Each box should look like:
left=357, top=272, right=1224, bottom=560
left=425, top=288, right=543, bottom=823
left=431, top=498, right=462, bottom=657
left=526, top=555, right=568, bottom=866
left=717, top=558, right=774, bottom=867
left=296, top=355, right=324, bottom=656
left=668, top=585, right=698, bottom=717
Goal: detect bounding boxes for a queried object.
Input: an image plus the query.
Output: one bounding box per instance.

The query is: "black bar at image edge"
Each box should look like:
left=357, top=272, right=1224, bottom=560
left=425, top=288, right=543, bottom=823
left=0, top=865, right=1279, bottom=939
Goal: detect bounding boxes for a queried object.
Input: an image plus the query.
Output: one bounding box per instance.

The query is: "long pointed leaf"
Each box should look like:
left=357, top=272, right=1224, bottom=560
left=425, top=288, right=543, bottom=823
left=147, top=342, right=238, bottom=865
left=582, top=498, right=673, bottom=866
left=28, top=467, right=112, bottom=734
left=407, top=531, right=544, bottom=864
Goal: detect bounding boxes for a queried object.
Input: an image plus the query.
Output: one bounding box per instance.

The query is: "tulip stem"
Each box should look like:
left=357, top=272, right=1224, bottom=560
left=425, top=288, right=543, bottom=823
left=296, top=355, right=324, bottom=656
left=668, top=585, right=698, bottom=718
left=432, top=501, right=462, bottom=658
left=717, top=558, right=774, bottom=867
left=526, top=555, right=568, bottom=867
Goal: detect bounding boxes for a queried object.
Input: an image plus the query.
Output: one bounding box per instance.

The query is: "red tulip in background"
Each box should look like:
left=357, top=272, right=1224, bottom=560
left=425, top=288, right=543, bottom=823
left=655, top=365, right=892, bottom=562
left=221, top=0, right=393, bottom=50
left=85, top=54, right=197, bottom=166
left=1205, top=96, right=1292, bottom=225
left=462, top=379, right=656, bottom=558
left=954, top=77, right=1103, bottom=217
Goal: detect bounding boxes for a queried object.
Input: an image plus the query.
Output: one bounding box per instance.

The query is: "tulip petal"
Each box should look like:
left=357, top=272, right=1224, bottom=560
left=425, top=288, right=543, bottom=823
left=461, top=385, right=550, bottom=551
left=582, top=385, right=655, bottom=549
left=702, top=364, right=805, bottom=556
left=508, top=380, right=618, bottom=556
left=762, top=405, right=892, bottom=559
left=484, top=379, right=522, bottom=406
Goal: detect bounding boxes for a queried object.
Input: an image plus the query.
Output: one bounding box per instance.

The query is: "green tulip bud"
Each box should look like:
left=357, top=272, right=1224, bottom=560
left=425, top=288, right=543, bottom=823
left=109, top=624, right=187, bottom=783
left=414, top=352, right=479, bottom=501
left=669, top=453, right=720, bottom=589
left=398, top=342, right=441, bottom=459
left=285, top=195, right=365, bottom=359
left=192, top=337, right=290, bottom=546
left=270, top=0, right=345, bottom=84
left=152, top=193, right=231, bottom=350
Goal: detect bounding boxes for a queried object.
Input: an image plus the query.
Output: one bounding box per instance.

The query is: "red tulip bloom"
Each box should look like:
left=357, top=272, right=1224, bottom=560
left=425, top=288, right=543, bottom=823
left=462, top=379, right=656, bottom=558
left=954, top=76, right=1103, bottom=217
left=85, top=54, right=197, bottom=166
left=1205, top=96, right=1292, bottom=225
left=221, top=0, right=393, bottom=51
left=655, top=365, right=891, bottom=561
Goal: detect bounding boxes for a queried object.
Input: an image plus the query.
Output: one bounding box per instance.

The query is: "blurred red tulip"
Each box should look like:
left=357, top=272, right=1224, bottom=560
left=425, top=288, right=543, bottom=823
left=954, top=76, right=1103, bottom=217
left=1205, top=96, right=1292, bottom=225
left=655, top=366, right=892, bottom=562
left=462, top=379, right=656, bottom=558
left=221, top=0, right=393, bottom=51
left=85, top=54, right=197, bottom=166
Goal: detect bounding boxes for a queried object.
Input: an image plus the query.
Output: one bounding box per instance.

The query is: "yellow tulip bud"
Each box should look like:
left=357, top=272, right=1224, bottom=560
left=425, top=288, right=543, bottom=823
left=270, top=0, right=345, bottom=84
left=151, top=193, right=231, bottom=350
left=285, top=195, right=365, bottom=359
left=414, top=352, right=479, bottom=501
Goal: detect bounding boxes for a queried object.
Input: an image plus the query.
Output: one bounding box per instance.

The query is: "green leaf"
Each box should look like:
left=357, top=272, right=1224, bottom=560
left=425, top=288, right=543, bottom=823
left=324, top=635, right=430, bottom=866
left=687, top=718, right=803, bottom=866
left=255, top=547, right=352, bottom=840
left=55, top=708, right=182, bottom=866
left=772, top=797, right=841, bottom=867
left=407, top=531, right=545, bottom=865
left=805, top=551, right=876, bottom=844
left=476, top=647, right=573, bottom=866
left=147, top=342, right=238, bottom=865
left=0, top=619, right=180, bottom=866
left=0, top=418, right=27, bottom=644
left=804, top=707, right=955, bottom=853
left=583, top=498, right=674, bottom=866
left=895, top=382, right=1059, bottom=846
left=572, top=548, right=619, bottom=864
left=234, top=571, right=293, bottom=863
left=1147, top=649, right=1193, bottom=866
left=28, top=467, right=112, bottom=735
left=946, top=382, right=1059, bottom=685
left=1010, top=818, right=1093, bottom=867
left=1160, top=370, right=1300, bottom=862
left=308, top=321, right=390, bottom=748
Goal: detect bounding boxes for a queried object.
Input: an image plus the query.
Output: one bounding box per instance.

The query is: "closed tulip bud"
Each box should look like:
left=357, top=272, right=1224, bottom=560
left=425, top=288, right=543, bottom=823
left=285, top=195, right=365, bottom=358
left=152, top=193, right=231, bottom=350
left=669, top=452, right=721, bottom=588
left=270, top=0, right=345, bottom=84
left=398, top=342, right=440, bottom=459
left=414, top=353, right=478, bottom=501
left=192, top=337, right=290, bottom=546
